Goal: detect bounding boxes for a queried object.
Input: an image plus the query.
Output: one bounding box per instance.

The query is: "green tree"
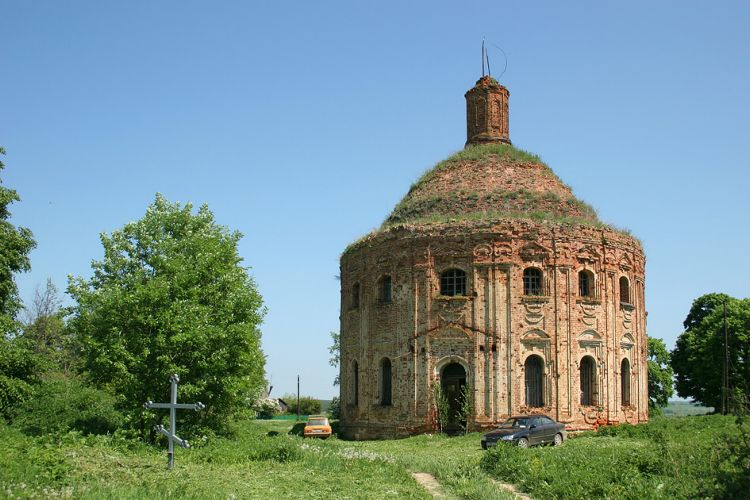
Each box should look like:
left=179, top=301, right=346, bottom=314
left=0, top=147, right=41, bottom=421
left=0, top=147, right=36, bottom=336
left=327, top=396, right=340, bottom=419
left=22, top=279, right=78, bottom=375
left=328, top=331, right=340, bottom=386
left=67, top=194, right=266, bottom=438
left=672, top=293, right=750, bottom=410
left=0, top=337, right=46, bottom=421
left=282, top=395, right=321, bottom=416
left=647, top=337, right=673, bottom=415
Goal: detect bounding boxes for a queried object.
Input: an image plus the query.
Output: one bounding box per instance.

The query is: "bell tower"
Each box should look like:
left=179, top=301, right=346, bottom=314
left=465, top=76, right=510, bottom=147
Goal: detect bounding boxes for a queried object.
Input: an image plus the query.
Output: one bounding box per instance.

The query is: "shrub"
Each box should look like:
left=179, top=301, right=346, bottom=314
left=0, top=337, right=46, bottom=421
left=191, top=434, right=301, bottom=464
left=328, top=396, right=340, bottom=419
left=0, top=424, right=70, bottom=486
left=12, top=375, right=123, bottom=436
left=283, top=395, right=321, bottom=416
left=252, top=397, right=281, bottom=419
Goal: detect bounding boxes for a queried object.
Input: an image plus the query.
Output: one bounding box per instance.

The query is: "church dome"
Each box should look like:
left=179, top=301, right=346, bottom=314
left=383, top=143, right=600, bottom=228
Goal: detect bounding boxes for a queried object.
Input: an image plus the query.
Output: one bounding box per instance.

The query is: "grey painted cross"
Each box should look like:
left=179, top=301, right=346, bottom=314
left=143, top=374, right=205, bottom=469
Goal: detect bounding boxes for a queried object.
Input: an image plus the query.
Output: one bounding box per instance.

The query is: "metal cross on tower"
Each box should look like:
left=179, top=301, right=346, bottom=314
left=143, top=374, right=205, bottom=469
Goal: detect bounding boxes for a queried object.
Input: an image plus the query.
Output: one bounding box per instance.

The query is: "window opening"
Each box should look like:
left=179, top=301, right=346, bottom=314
left=619, top=277, right=630, bottom=304
left=621, top=358, right=631, bottom=406
left=353, top=361, right=359, bottom=406
left=381, top=358, right=392, bottom=406
left=579, top=270, right=594, bottom=297
left=440, top=269, right=466, bottom=296
left=380, top=276, right=392, bottom=303
left=580, top=356, right=596, bottom=406
left=523, top=268, right=543, bottom=296
left=351, top=283, right=360, bottom=309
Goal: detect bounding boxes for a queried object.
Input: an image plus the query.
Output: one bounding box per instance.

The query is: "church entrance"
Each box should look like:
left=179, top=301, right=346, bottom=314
left=441, top=363, right=467, bottom=431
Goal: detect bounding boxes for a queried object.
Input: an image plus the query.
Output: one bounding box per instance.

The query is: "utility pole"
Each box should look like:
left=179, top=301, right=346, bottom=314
left=297, top=374, right=300, bottom=422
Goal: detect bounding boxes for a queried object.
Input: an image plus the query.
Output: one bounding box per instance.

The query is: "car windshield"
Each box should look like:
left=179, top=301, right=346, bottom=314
left=307, top=419, right=328, bottom=426
left=498, top=418, right=530, bottom=429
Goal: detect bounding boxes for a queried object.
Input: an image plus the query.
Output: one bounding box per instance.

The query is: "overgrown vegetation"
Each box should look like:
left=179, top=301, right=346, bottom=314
left=481, top=415, right=750, bottom=499
left=432, top=384, right=450, bottom=433
left=2, top=415, right=747, bottom=499
left=282, top=395, right=322, bottom=416
left=384, top=188, right=598, bottom=228
left=0, top=419, right=430, bottom=499
left=11, top=374, right=123, bottom=436
left=458, top=385, right=474, bottom=434
left=407, top=143, right=548, bottom=197
left=341, top=142, right=637, bottom=255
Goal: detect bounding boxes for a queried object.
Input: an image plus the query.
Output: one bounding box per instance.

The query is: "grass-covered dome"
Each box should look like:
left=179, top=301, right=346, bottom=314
left=383, top=143, right=600, bottom=229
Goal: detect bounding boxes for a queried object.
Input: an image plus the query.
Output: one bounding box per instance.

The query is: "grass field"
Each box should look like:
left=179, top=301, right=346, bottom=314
left=0, top=415, right=746, bottom=499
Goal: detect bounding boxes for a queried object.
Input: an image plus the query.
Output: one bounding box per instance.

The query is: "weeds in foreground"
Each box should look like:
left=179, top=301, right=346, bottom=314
left=481, top=415, right=741, bottom=499
left=2, top=415, right=744, bottom=499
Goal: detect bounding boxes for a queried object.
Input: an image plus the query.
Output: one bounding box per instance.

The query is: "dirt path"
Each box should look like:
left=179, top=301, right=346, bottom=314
left=488, top=478, right=531, bottom=500
left=411, top=472, right=447, bottom=498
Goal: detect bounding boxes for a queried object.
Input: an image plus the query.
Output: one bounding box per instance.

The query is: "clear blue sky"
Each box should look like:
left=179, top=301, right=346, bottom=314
left=3, top=1, right=749, bottom=399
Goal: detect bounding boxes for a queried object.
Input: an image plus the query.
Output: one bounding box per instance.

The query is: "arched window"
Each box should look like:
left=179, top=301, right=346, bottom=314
left=440, top=269, right=466, bottom=296
left=621, top=358, right=631, bottom=406
left=580, top=356, right=597, bottom=406
left=619, top=277, right=630, bottom=304
left=524, top=355, right=545, bottom=407
left=379, top=275, right=392, bottom=304
left=579, top=270, right=595, bottom=298
left=352, top=361, right=359, bottom=406
left=380, top=358, right=392, bottom=406
left=351, top=283, right=360, bottom=309
left=523, top=268, right=543, bottom=296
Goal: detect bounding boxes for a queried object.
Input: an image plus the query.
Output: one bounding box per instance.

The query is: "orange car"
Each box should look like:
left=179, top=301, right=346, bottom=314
left=303, top=415, right=332, bottom=438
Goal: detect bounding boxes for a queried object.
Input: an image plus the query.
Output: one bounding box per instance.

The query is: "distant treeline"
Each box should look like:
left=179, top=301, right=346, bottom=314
left=662, top=401, right=714, bottom=417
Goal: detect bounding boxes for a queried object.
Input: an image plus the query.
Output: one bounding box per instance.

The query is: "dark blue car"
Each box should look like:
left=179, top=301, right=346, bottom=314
left=481, top=415, right=566, bottom=449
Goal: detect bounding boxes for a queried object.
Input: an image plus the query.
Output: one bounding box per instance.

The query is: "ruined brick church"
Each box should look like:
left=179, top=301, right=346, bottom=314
left=339, top=75, right=648, bottom=439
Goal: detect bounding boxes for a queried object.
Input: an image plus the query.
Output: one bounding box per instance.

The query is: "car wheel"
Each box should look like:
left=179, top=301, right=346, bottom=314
left=481, top=442, right=487, bottom=450
left=553, top=433, right=563, bottom=446
left=517, top=437, right=529, bottom=448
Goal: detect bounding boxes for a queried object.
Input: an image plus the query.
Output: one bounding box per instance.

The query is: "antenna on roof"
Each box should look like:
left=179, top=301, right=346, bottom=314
left=486, top=43, right=492, bottom=77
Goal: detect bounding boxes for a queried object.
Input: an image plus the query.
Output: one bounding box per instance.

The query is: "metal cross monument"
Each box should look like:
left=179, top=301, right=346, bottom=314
left=143, top=374, right=205, bottom=469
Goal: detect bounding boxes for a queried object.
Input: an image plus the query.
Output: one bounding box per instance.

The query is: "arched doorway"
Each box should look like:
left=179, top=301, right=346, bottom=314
left=441, top=363, right=467, bottom=430
left=524, top=355, right=544, bottom=407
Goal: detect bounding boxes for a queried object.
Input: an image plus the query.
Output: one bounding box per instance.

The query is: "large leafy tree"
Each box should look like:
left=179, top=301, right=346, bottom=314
left=68, top=194, right=266, bottom=437
left=647, top=337, right=673, bottom=415
left=0, top=147, right=36, bottom=335
left=672, top=293, right=750, bottom=410
left=0, top=147, right=41, bottom=420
